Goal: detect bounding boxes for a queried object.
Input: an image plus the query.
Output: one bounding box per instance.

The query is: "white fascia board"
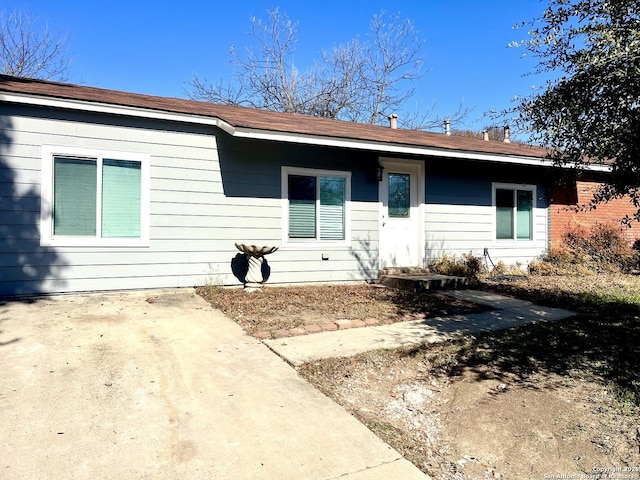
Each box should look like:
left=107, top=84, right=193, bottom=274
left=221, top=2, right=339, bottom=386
left=0, top=91, right=223, bottom=128
left=2, top=91, right=611, bottom=172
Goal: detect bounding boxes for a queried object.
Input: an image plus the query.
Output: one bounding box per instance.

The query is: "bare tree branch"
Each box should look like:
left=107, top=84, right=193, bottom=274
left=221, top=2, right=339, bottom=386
left=187, top=7, right=467, bottom=131
left=0, top=9, right=71, bottom=80
left=362, top=12, right=424, bottom=124
left=400, top=100, right=473, bottom=131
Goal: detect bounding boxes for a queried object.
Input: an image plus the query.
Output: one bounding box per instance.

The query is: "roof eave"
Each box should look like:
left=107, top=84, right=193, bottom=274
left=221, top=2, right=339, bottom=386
left=1, top=91, right=224, bottom=127
left=231, top=126, right=559, bottom=167
left=1, top=90, right=611, bottom=172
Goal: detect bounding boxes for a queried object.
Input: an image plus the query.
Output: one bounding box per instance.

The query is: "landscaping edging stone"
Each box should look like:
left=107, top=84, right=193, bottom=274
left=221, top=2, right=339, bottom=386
left=252, top=313, right=427, bottom=340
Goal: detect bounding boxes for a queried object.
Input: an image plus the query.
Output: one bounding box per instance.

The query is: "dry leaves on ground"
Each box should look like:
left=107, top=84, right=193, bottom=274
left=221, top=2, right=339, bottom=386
left=196, top=283, right=486, bottom=336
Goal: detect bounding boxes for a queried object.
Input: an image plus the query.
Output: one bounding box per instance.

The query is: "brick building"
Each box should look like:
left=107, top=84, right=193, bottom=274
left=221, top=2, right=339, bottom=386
left=549, top=172, right=640, bottom=245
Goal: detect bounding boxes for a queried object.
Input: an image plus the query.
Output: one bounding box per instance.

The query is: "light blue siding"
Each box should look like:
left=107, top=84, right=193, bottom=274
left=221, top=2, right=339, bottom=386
left=424, top=162, right=549, bottom=266
left=0, top=103, right=551, bottom=296
left=0, top=105, right=380, bottom=295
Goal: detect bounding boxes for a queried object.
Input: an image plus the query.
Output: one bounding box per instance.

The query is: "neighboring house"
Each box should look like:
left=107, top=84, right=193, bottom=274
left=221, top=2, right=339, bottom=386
left=549, top=171, right=640, bottom=245
left=2, top=75, right=562, bottom=296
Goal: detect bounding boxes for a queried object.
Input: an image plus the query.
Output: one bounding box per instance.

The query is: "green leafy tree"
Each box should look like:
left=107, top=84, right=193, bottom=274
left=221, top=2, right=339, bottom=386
left=513, top=0, right=640, bottom=220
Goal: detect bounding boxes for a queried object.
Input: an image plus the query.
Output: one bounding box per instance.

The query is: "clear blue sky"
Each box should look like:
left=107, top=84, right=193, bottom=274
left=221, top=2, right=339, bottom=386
left=8, top=0, right=549, bottom=132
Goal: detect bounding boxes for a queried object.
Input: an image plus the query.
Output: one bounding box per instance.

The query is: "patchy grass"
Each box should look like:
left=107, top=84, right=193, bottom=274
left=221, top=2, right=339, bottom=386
left=196, top=283, right=486, bottom=336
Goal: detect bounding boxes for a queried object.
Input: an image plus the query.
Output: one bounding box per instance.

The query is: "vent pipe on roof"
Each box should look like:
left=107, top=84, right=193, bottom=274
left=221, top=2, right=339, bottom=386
left=483, top=129, right=489, bottom=141
left=388, top=113, right=398, bottom=129
left=503, top=125, right=511, bottom=143
left=444, top=119, right=451, bottom=135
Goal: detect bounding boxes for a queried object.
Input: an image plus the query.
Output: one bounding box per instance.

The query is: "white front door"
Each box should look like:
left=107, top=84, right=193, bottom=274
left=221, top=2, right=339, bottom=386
left=379, top=159, right=423, bottom=268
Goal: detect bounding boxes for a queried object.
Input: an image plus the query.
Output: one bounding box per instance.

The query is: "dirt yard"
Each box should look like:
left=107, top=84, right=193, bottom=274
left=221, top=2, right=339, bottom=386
left=300, top=343, right=639, bottom=479
left=198, top=277, right=640, bottom=479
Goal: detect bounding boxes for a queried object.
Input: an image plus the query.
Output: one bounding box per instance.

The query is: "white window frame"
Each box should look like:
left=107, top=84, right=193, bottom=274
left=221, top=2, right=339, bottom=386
left=40, top=145, right=150, bottom=247
left=492, top=182, right=536, bottom=243
left=281, top=166, right=351, bottom=248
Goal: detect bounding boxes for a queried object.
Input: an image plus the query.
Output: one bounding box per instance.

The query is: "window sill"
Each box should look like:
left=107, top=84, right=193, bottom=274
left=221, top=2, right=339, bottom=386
left=40, top=237, right=150, bottom=248
left=493, top=238, right=536, bottom=244
left=281, top=240, right=351, bottom=250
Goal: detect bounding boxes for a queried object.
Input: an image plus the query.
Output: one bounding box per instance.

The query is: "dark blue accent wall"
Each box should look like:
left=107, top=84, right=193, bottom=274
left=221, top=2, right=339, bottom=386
left=425, top=158, right=549, bottom=208
left=216, top=135, right=380, bottom=203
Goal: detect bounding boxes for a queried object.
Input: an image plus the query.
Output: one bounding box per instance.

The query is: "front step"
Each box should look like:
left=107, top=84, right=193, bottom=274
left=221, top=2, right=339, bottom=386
left=379, top=270, right=469, bottom=292
left=379, top=267, right=431, bottom=276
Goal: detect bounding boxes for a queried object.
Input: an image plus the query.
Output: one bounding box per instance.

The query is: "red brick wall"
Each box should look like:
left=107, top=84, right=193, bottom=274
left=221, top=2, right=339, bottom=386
left=550, top=179, right=640, bottom=245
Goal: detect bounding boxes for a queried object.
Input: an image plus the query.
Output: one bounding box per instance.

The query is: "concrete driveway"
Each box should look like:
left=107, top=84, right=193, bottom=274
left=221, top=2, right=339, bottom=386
left=0, top=289, right=427, bottom=480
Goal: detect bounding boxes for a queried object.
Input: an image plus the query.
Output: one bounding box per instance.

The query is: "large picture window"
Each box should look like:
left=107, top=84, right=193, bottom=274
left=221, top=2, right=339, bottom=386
left=283, top=167, right=351, bottom=245
left=494, top=184, right=535, bottom=241
left=41, top=146, right=149, bottom=247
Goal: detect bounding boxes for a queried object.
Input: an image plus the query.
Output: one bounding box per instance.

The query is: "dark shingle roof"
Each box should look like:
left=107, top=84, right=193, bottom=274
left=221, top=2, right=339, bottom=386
left=0, top=74, right=547, bottom=159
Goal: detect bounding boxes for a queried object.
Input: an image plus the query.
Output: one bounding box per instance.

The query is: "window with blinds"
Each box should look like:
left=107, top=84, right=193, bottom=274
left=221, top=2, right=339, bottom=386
left=53, top=158, right=98, bottom=236
left=284, top=168, right=350, bottom=244
left=101, top=160, right=141, bottom=238
left=41, top=146, right=149, bottom=247
left=52, top=156, right=142, bottom=239
left=288, top=175, right=317, bottom=239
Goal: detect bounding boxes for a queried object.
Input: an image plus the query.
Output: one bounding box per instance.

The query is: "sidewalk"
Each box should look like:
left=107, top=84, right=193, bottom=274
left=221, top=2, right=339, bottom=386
left=264, top=290, right=576, bottom=366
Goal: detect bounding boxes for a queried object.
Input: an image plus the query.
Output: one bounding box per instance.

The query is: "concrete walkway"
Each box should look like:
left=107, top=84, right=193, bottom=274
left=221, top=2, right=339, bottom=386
left=0, top=289, right=427, bottom=480
left=264, top=290, right=576, bottom=366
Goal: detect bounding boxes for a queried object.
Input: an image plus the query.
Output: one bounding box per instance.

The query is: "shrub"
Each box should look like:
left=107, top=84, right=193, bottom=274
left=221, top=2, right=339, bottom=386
left=488, top=260, right=528, bottom=277
left=527, top=258, right=554, bottom=275
left=428, top=252, right=487, bottom=282
left=428, top=254, right=465, bottom=276
left=531, top=223, right=638, bottom=275
left=491, top=261, right=508, bottom=276
left=463, top=252, right=487, bottom=280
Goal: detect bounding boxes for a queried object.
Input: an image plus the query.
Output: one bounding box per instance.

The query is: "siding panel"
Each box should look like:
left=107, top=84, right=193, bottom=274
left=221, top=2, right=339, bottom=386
left=424, top=166, right=549, bottom=266
left=1, top=106, right=381, bottom=294
left=2, top=104, right=553, bottom=295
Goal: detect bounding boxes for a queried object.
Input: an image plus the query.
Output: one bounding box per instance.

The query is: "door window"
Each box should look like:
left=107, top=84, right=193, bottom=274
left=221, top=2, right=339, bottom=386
left=388, top=173, right=410, bottom=218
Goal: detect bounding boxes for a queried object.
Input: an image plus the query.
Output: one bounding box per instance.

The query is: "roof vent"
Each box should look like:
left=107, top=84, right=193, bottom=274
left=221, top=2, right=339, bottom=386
left=483, top=129, right=489, bottom=141
left=444, top=119, right=451, bottom=135
left=388, top=114, right=398, bottom=129
left=503, top=126, right=511, bottom=143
